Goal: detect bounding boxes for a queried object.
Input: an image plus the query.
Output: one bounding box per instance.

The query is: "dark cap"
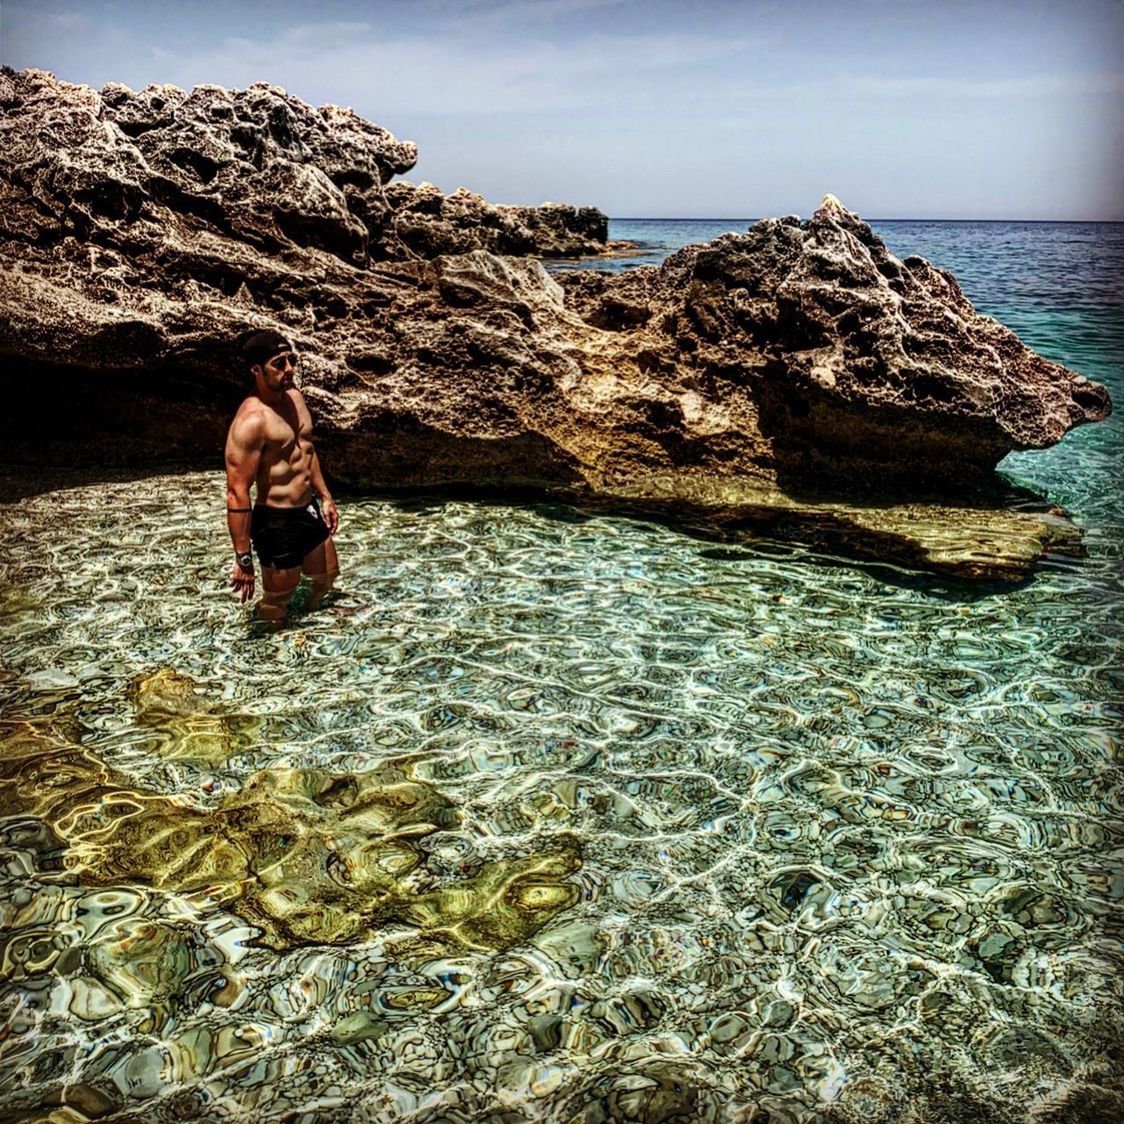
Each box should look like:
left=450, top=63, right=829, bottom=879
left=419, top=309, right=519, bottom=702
left=240, top=329, right=293, bottom=370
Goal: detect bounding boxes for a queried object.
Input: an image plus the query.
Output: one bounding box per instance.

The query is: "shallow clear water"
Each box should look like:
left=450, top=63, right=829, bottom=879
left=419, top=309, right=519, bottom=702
left=1, top=222, right=1122, bottom=1122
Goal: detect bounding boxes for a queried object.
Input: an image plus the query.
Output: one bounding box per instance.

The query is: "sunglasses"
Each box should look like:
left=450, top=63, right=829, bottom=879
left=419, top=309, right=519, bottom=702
left=267, top=352, right=298, bottom=371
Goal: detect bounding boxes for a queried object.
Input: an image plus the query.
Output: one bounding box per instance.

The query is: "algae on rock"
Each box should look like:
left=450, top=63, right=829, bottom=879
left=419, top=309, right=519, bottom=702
left=0, top=718, right=582, bottom=951
left=127, top=666, right=262, bottom=765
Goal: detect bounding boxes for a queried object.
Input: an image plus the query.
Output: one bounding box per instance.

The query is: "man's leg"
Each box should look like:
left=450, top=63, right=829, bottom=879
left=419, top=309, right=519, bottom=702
left=302, top=537, right=339, bottom=611
left=258, top=564, right=302, bottom=622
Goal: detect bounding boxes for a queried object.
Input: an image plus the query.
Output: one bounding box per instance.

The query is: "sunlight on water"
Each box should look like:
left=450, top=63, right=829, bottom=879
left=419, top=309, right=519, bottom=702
left=0, top=464, right=1120, bottom=1121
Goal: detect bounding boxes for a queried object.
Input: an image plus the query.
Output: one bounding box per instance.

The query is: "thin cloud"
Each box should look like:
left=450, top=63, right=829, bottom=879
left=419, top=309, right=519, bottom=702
left=144, top=24, right=760, bottom=117
left=278, top=22, right=375, bottom=48
left=844, top=71, right=1124, bottom=98
left=697, top=68, right=1124, bottom=108
left=445, top=0, right=632, bottom=31
left=48, top=9, right=87, bottom=30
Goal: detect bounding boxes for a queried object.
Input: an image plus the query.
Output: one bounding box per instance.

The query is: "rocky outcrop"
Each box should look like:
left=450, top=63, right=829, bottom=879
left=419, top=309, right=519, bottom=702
left=386, top=181, right=608, bottom=258
left=0, top=69, right=1112, bottom=579
left=0, top=68, right=606, bottom=265
left=558, top=198, right=1111, bottom=483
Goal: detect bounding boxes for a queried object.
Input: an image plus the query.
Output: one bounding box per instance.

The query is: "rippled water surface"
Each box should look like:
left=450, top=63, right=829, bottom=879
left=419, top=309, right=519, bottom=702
left=1, top=221, right=1122, bottom=1122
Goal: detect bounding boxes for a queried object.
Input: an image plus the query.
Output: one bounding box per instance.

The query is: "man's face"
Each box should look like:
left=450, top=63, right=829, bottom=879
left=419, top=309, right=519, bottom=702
left=257, top=350, right=297, bottom=391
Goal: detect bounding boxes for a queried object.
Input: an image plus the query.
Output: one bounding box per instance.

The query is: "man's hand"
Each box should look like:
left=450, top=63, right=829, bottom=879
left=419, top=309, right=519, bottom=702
left=321, top=497, right=340, bottom=535
left=231, top=560, right=256, bottom=604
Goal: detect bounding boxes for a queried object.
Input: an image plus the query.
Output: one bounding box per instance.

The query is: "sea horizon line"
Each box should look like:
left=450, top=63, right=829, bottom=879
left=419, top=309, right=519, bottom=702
left=608, top=216, right=1124, bottom=225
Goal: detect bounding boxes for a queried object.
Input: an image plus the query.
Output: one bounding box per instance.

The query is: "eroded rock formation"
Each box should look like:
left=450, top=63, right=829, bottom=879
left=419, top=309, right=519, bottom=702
left=0, top=68, right=604, bottom=264
left=386, top=181, right=607, bottom=258
left=0, top=68, right=1112, bottom=579
left=558, top=204, right=1111, bottom=482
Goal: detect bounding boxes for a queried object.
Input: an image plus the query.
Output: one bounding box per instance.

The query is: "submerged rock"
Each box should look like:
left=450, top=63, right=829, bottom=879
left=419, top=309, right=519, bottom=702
left=598, top=474, right=1087, bottom=582
left=379, top=845, right=582, bottom=955
left=0, top=69, right=1111, bottom=580
left=0, top=718, right=582, bottom=951
left=85, top=918, right=195, bottom=1008
left=126, top=667, right=261, bottom=764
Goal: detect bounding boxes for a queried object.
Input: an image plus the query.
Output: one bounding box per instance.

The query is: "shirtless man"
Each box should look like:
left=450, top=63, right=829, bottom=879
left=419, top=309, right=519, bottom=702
left=225, top=329, right=340, bottom=622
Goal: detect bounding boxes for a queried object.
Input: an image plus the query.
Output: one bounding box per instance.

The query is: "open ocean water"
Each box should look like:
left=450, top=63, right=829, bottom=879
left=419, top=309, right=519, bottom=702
left=0, top=220, right=1121, bottom=1122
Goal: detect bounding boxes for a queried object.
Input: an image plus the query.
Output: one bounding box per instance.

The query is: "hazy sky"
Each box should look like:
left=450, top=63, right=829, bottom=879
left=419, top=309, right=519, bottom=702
left=3, top=0, right=1122, bottom=219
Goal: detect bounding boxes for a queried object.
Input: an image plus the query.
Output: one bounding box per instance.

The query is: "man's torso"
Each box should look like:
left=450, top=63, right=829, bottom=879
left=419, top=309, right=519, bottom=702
left=237, top=389, right=316, bottom=507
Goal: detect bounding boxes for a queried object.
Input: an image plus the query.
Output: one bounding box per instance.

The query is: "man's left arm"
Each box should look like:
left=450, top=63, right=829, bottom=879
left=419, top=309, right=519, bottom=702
left=310, top=447, right=339, bottom=535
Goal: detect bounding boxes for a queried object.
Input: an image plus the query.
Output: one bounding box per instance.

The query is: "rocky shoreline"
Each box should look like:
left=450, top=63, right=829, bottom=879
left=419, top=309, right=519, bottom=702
left=0, top=68, right=1112, bottom=580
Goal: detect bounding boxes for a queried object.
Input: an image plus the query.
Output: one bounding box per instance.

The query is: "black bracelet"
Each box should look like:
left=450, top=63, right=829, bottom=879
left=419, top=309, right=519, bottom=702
left=227, top=507, right=252, bottom=513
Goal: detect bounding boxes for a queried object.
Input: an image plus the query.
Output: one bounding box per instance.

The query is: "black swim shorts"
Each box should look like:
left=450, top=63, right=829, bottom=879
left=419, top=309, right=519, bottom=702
left=251, top=498, right=330, bottom=570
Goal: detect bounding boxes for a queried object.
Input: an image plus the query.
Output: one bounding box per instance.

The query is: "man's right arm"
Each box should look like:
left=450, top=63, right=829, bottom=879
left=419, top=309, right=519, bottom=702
left=224, top=412, right=262, bottom=602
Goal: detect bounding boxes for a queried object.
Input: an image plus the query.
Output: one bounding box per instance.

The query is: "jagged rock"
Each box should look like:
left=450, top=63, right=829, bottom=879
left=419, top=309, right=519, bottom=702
left=559, top=193, right=1110, bottom=481
left=0, top=70, right=1112, bottom=580
left=0, top=68, right=603, bottom=265
left=386, top=181, right=608, bottom=258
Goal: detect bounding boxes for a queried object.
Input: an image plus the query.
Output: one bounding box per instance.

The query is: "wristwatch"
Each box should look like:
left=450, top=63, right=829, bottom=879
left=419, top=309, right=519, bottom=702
left=236, top=552, right=254, bottom=571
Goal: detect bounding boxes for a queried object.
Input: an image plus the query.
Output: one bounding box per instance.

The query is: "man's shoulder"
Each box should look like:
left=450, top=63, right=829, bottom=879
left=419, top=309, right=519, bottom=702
left=228, top=398, right=268, bottom=440
left=233, top=394, right=272, bottom=419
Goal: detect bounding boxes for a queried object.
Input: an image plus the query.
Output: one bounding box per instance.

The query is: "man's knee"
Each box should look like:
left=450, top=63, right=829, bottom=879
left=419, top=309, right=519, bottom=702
left=308, top=568, right=338, bottom=594
left=305, top=567, right=338, bottom=609
left=256, top=588, right=295, bottom=621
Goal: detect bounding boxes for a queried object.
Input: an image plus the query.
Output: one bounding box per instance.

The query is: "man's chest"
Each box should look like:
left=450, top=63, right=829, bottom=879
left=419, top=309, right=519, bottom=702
left=261, top=405, right=311, bottom=451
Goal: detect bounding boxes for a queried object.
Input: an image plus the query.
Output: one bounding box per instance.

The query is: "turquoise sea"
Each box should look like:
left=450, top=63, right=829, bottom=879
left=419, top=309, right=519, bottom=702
left=0, top=220, right=1121, bottom=1122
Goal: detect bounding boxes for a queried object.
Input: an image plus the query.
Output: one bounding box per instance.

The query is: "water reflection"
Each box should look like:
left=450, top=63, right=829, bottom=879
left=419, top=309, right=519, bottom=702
left=0, top=470, right=1120, bottom=1121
